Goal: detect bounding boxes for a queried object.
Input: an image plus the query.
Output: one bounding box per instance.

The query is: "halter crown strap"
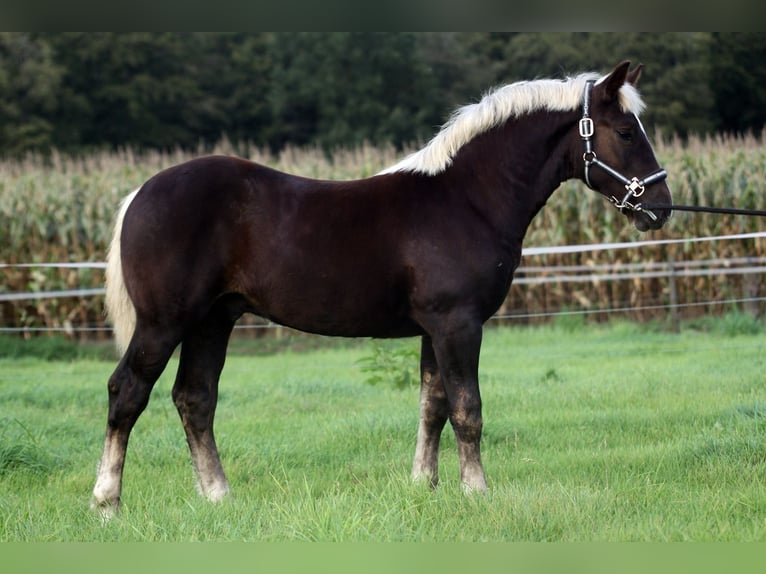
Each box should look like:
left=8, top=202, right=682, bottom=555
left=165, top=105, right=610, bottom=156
left=579, top=79, right=667, bottom=221
left=580, top=81, right=596, bottom=188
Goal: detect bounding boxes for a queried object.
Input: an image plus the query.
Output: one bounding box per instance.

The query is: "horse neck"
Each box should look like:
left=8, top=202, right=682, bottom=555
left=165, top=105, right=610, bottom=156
left=449, top=109, right=581, bottom=239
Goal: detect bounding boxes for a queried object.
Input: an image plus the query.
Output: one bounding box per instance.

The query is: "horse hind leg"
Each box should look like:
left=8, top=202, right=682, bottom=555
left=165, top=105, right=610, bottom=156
left=411, top=335, right=449, bottom=488
left=172, top=298, right=240, bottom=503
left=92, top=323, right=181, bottom=516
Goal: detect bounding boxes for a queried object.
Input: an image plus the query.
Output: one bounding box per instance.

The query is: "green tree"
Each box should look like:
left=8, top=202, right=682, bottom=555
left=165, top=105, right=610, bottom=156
left=184, top=33, right=273, bottom=148
left=709, top=32, right=766, bottom=134
left=3, top=33, right=763, bottom=157
left=46, top=33, right=212, bottom=151
left=0, top=33, right=62, bottom=155
left=611, top=33, right=715, bottom=136
left=267, top=33, right=447, bottom=150
left=497, top=33, right=715, bottom=136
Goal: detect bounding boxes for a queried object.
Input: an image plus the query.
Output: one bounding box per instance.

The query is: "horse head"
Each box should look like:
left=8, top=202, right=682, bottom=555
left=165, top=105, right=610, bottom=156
left=580, top=61, right=672, bottom=231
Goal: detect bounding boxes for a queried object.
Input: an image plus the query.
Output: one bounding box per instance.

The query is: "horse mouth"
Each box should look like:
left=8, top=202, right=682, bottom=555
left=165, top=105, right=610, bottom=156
left=628, top=207, right=670, bottom=231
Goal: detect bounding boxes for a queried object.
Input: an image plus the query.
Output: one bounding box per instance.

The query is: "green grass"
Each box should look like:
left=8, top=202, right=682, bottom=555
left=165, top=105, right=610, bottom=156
left=1, top=320, right=766, bottom=541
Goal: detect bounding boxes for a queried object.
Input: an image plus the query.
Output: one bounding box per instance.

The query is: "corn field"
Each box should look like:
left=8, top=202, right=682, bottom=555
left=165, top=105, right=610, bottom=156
left=2, top=133, right=766, bottom=339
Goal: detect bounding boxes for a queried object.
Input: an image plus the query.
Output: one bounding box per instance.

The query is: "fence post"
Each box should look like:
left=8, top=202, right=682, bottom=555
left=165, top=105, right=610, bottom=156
left=667, top=251, right=680, bottom=333
left=743, top=259, right=760, bottom=318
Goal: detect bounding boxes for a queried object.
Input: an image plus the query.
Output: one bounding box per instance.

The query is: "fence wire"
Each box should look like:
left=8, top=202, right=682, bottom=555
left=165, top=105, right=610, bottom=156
left=2, top=232, right=764, bottom=335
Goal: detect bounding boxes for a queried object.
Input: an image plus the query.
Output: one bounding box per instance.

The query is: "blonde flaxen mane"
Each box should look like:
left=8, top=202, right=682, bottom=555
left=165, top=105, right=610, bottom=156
left=380, top=72, right=646, bottom=176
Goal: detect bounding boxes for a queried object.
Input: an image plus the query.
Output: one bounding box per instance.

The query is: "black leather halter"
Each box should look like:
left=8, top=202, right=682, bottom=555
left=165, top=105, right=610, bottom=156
left=580, top=80, right=667, bottom=221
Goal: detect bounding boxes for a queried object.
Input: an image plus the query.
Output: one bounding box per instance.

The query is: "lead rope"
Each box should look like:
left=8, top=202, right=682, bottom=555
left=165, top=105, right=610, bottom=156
left=640, top=203, right=766, bottom=218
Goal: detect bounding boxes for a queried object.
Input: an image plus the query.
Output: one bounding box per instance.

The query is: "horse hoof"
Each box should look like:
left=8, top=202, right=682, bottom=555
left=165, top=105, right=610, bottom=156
left=90, top=497, right=120, bottom=522
left=461, top=480, right=489, bottom=495
left=411, top=470, right=439, bottom=490
left=197, top=481, right=230, bottom=503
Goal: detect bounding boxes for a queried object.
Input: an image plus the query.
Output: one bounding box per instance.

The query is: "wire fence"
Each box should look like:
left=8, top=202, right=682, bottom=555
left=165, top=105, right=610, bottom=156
left=2, top=231, right=765, bottom=337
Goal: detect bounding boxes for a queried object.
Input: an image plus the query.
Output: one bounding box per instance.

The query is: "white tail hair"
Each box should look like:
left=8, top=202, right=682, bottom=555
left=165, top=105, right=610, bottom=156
left=105, top=189, right=140, bottom=355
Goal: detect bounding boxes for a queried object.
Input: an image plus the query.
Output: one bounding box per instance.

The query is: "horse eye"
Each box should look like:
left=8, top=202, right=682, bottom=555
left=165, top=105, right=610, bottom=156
left=617, top=129, right=633, bottom=142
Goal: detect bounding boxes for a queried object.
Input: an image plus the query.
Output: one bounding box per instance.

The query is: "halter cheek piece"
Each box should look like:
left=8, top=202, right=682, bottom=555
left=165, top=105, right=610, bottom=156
left=580, top=80, right=667, bottom=222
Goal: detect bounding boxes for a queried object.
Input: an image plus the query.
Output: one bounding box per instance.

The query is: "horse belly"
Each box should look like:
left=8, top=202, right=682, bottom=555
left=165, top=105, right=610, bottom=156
left=265, top=297, right=420, bottom=338
left=245, top=261, right=419, bottom=338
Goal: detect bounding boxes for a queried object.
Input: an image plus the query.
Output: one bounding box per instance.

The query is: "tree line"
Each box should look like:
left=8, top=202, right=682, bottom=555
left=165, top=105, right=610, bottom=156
left=1, top=32, right=765, bottom=157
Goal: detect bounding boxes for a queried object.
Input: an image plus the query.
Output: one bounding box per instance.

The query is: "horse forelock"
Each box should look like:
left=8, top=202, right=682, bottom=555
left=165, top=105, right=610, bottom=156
left=380, top=72, right=646, bottom=176
left=614, top=83, right=646, bottom=117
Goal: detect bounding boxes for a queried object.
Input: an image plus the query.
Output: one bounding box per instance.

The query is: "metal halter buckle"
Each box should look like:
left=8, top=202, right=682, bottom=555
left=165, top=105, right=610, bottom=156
left=626, top=177, right=645, bottom=197
left=579, top=117, right=594, bottom=138
left=610, top=184, right=658, bottom=222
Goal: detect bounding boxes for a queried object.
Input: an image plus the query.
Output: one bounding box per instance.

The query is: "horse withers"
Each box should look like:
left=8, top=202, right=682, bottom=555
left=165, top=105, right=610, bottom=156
left=91, top=61, right=672, bottom=514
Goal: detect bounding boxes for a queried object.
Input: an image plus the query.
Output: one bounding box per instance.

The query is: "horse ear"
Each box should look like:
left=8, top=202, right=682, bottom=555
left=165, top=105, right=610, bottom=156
left=626, top=63, right=643, bottom=86
left=602, top=61, right=631, bottom=102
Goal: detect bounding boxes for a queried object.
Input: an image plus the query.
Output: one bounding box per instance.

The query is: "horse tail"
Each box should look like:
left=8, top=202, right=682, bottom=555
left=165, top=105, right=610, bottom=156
left=105, top=188, right=140, bottom=355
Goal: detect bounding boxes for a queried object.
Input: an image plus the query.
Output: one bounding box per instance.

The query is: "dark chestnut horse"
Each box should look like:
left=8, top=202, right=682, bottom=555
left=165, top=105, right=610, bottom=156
left=92, top=61, right=672, bottom=514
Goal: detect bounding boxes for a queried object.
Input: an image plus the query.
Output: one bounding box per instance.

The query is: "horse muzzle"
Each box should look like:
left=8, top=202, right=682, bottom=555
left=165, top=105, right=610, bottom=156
left=620, top=179, right=672, bottom=231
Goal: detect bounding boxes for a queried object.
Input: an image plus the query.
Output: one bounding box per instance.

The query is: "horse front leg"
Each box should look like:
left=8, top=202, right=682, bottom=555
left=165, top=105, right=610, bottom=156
left=412, top=335, right=449, bottom=487
left=429, top=318, right=488, bottom=492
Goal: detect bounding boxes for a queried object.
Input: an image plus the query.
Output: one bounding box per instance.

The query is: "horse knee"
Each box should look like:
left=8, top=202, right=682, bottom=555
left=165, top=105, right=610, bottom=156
left=172, top=384, right=211, bottom=412
left=449, top=402, right=483, bottom=442
left=106, top=366, right=154, bottom=429
left=172, top=380, right=216, bottom=432
left=107, top=368, right=125, bottom=398
left=420, top=374, right=449, bottom=424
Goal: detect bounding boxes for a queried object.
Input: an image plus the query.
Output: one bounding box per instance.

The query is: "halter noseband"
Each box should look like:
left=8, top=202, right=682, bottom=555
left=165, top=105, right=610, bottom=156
left=580, top=80, right=667, bottom=222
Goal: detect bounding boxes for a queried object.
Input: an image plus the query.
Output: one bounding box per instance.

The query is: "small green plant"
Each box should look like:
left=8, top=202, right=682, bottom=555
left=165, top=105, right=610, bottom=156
left=540, top=367, right=562, bottom=383
left=0, top=335, right=114, bottom=361
left=552, top=309, right=586, bottom=333
left=356, top=339, right=420, bottom=390
left=0, top=419, right=54, bottom=477
left=0, top=335, right=79, bottom=361
left=685, top=310, right=763, bottom=336
left=716, top=310, right=763, bottom=336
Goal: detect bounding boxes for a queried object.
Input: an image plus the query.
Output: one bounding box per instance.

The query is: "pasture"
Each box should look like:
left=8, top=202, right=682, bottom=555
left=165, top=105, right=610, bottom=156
left=1, top=318, right=765, bottom=541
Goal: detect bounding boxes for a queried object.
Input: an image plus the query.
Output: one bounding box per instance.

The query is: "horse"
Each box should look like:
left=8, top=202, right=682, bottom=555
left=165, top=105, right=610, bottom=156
left=91, top=61, right=672, bottom=514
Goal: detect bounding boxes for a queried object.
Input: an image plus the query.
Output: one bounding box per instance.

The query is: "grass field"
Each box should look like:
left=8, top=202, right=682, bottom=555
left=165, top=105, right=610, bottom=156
left=1, top=319, right=766, bottom=541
